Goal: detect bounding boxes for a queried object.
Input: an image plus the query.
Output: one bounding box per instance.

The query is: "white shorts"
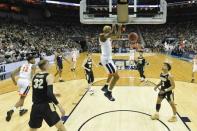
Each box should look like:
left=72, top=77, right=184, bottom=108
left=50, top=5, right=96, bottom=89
left=101, top=58, right=117, bottom=74
left=17, top=78, right=31, bottom=96
left=193, top=66, right=197, bottom=72
left=72, top=57, right=77, bottom=62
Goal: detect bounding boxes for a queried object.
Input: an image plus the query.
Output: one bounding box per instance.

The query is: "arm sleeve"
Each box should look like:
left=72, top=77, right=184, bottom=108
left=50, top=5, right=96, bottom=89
left=47, top=85, right=59, bottom=105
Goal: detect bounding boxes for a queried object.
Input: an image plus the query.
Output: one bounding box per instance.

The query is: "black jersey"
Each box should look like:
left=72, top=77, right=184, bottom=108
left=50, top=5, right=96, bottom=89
left=84, top=58, right=92, bottom=72
left=32, top=73, right=52, bottom=104
left=160, top=73, right=171, bottom=90
left=137, top=56, right=145, bottom=67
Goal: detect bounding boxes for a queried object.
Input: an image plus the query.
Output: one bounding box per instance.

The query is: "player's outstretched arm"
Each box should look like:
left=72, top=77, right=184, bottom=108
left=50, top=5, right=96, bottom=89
left=11, top=67, right=21, bottom=85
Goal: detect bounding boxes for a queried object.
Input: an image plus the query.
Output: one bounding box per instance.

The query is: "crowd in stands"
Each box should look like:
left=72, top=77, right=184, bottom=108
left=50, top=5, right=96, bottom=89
left=0, top=21, right=99, bottom=64
left=1, top=20, right=197, bottom=64
left=140, top=22, right=197, bottom=57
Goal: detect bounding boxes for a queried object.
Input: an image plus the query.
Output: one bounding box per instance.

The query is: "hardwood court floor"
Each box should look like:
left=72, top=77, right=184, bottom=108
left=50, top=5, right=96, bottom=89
left=0, top=53, right=197, bottom=131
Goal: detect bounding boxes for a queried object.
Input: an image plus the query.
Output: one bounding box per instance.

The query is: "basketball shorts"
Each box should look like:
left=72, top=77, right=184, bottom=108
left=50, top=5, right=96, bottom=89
left=85, top=71, right=94, bottom=84
left=17, top=78, right=30, bottom=96
left=158, top=91, right=174, bottom=102
left=193, top=66, right=197, bottom=72
left=72, top=57, right=77, bottom=62
left=57, top=63, right=63, bottom=70
left=29, top=103, right=60, bottom=128
left=101, top=58, right=117, bottom=74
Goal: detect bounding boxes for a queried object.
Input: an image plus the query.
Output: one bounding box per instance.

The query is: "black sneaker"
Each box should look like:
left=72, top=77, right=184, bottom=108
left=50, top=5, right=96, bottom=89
left=19, top=109, right=28, bottom=116
left=101, top=85, right=108, bottom=92
left=104, top=91, right=115, bottom=101
left=59, top=80, right=65, bottom=82
left=6, top=110, right=14, bottom=122
left=191, top=79, right=195, bottom=83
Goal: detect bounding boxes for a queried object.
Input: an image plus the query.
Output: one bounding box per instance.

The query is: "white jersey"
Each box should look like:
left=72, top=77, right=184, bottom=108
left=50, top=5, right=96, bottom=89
left=19, top=63, right=33, bottom=81
left=100, top=38, right=112, bottom=60
left=129, top=49, right=135, bottom=61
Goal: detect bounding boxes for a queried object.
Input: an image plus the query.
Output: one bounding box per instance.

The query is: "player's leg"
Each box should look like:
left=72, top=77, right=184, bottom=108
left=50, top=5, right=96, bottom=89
left=191, top=72, right=195, bottom=83
left=86, top=72, right=94, bottom=95
left=6, top=96, right=26, bottom=121
left=138, top=67, right=145, bottom=81
left=103, top=61, right=119, bottom=101
left=109, top=73, right=120, bottom=91
left=15, top=95, right=28, bottom=116
left=55, top=121, right=67, bottom=131
left=6, top=83, right=30, bottom=121
left=101, top=74, right=113, bottom=92
left=29, top=104, right=44, bottom=130
left=58, top=63, right=64, bottom=82
left=55, top=66, right=59, bottom=77
left=44, top=103, right=66, bottom=130
left=151, top=96, right=164, bottom=120
left=59, top=69, right=63, bottom=82
left=101, top=59, right=113, bottom=92
left=167, top=93, right=177, bottom=122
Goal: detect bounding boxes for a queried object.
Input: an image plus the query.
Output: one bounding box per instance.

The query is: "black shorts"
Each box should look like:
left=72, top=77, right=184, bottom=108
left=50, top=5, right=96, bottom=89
left=57, top=63, right=63, bottom=70
left=29, top=103, right=60, bottom=128
left=85, top=71, right=94, bottom=84
left=158, top=91, right=174, bottom=102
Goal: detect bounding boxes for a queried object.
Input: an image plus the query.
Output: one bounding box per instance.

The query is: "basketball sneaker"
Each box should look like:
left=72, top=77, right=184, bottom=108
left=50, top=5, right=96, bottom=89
left=89, top=89, right=94, bottom=95
left=19, top=109, right=28, bottom=116
left=168, top=116, right=177, bottom=122
left=191, top=79, right=195, bottom=83
left=6, top=110, right=14, bottom=122
left=101, top=85, right=108, bottom=92
left=59, top=79, right=65, bottom=82
left=150, top=114, right=159, bottom=120
left=104, top=91, right=115, bottom=101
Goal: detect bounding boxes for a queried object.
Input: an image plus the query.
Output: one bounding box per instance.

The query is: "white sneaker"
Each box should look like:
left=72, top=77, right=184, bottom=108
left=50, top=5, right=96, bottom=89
left=89, top=89, right=94, bottom=95
left=140, top=77, right=145, bottom=82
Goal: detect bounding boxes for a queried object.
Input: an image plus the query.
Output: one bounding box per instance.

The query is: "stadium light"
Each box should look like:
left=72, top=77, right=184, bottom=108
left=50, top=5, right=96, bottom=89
left=45, top=0, right=80, bottom=7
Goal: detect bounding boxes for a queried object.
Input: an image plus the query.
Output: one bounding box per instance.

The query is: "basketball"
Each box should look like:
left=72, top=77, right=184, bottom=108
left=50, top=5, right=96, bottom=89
left=128, top=32, right=138, bottom=42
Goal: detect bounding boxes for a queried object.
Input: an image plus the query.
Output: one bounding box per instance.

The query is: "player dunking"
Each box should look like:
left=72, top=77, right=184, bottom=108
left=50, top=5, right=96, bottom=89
left=100, top=25, right=120, bottom=101
left=29, top=60, right=66, bottom=131
left=54, top=48, right=69, bottom=82
left=151, top=63, right=177, bottom=122
left=191, top=55, right=197, bottom=83
left=82, top=53, right=97, bottom=95
left=6, top=56, right=36, bottom=122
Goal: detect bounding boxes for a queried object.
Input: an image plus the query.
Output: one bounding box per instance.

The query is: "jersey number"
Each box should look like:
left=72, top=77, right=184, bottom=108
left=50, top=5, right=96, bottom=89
left=162, top=81, right=165, bottom=87
left=33, top=79, right=43, bottom=89
left=22, top=66, right=29, bottom=72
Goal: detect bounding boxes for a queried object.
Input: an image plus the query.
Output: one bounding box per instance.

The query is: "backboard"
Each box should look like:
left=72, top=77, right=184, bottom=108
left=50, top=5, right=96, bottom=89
left=80, top=0, right=167, bottom=24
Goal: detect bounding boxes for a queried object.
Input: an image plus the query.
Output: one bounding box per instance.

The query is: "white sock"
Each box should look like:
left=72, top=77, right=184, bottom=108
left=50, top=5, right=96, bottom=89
left=19, top=106, right=24, bottom=111
left=108, top=88, right=112, bottom=92
left=12, top=107, right=17, bottom=112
